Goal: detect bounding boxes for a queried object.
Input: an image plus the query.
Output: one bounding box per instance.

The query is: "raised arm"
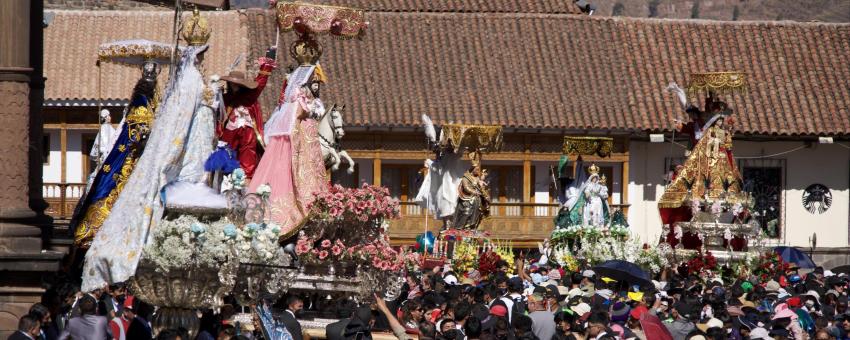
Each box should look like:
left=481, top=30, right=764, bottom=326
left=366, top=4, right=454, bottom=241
left=374, top=294, right=414, bottom=340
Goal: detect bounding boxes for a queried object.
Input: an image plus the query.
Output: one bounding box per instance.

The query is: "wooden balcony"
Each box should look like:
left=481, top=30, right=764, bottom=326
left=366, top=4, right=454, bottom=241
left=388, top=201, right=629, bottom=246
left=42, top=182, right=85, bottom=220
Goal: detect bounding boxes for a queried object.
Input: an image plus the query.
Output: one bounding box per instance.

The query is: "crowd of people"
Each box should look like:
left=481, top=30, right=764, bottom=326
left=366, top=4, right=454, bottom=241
left=315, top=259, right=850, bottom=340
left=10, top=258, right=850, bottom=340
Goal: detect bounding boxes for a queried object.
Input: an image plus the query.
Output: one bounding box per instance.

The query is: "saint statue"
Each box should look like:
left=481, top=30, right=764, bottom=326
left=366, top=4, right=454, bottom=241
left=248, top=53, right=329, bottom=239
left=70, top=62, right=158, bottom=250
left=452, top=152, right=490, bottom=229
left=219, top=48, right=277, bottom=179
left=82, top=9, right=218, bottom=291
left=555, top=164, right=610, bottom=228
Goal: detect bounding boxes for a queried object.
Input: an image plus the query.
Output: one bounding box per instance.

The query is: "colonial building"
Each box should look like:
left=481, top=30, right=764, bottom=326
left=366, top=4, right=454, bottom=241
left=42, top=4, right=850, bottom=266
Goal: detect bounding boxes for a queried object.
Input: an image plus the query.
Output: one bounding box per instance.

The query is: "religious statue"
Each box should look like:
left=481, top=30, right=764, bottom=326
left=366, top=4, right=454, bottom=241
left=555, top=164, right=610, bottom=228
left=219, top=47, right=277, bottom=179
left=90, top=109, right=118, bottom=164
left=82, top=9, right=218, bottom=291
left=659, top=94, right=741, bottom=208
left=452, top=152, right=491, bottom=229
left=248, top=40, right=329, bottom=239
left=70, top=64, right=158, bottom=250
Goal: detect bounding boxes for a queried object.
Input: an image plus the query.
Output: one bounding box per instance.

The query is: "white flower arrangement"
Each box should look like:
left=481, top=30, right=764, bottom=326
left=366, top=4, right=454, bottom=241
left=221, top=168, right=247, bottom=193
left=143, top=215, right=285, bottom=273
left=256, top=184, right=272, bottom=197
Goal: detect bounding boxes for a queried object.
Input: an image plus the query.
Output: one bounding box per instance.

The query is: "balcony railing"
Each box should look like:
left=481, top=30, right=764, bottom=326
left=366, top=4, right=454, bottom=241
left=40, top=184, right=630, bottom=243
left=43, top=182, right=86, bottom=219
left=389, top=201, right=630, bottom=243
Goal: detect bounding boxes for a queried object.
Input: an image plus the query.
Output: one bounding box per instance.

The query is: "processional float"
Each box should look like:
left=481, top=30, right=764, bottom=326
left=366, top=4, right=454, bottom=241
left=657, top=71, right=762, bottom=262
left=77, top=2, right=420, bottom=337
left=412, top=119, right=507, bottom=268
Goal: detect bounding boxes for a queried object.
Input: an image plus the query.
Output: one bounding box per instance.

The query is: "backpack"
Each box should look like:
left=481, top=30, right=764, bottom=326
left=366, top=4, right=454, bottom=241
left=510, top=294, right=527, bottom=318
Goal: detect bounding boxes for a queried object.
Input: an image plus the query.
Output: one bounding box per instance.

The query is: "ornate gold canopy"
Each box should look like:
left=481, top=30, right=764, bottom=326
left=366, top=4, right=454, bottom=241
left=439, top=124, right=503, bottom=153
left=276, top=2, right=367, bottom=39
left=562, top=136, right=614, bottom=158
left=687, top=71, right=747, bottom=95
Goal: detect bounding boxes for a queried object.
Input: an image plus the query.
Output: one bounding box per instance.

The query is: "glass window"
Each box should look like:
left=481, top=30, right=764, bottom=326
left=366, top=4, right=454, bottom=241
left=740, top=159, right=785, bottom=238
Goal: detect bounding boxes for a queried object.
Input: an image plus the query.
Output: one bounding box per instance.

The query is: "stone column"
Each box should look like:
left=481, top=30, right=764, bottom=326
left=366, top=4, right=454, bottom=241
left=0, top=1, right=62, bottom=338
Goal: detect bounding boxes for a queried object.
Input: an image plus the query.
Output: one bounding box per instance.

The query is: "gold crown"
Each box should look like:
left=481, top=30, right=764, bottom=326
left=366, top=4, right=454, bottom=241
left=290, top=38, right=322, bottom=65
left=182, top=8, right=211, bottom=46
left=587, top=164, right=600, bottom=175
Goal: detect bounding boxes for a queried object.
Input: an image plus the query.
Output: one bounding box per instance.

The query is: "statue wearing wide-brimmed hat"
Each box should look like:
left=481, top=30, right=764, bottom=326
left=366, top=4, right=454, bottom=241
left=218, top=48, right=278, bottom=179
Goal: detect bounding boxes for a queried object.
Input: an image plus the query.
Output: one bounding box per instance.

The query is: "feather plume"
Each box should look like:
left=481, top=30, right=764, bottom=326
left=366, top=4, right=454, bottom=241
left=422, top=114, right=436, bottom=143
left=666, top=82, right=688, bottom=111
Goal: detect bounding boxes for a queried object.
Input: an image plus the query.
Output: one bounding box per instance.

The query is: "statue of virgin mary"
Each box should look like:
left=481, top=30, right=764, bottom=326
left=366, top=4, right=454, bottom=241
left=554, top=163, right=610, bottom=228
left=81, top=9, right=217, bottom=291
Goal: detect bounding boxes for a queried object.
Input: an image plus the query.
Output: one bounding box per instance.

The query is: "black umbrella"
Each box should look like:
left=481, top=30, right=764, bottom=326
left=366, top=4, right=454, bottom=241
left=592, top=260, right=652, bottom=289
left=832, top=265, right=850, bottom=276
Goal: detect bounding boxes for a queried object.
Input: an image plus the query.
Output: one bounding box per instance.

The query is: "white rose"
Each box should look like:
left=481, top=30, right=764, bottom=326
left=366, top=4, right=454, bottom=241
left=257, top=184, right=272, bottom=196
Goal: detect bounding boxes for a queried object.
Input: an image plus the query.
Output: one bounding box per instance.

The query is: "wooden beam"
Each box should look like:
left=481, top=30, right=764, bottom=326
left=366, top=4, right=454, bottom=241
left=59, top=112, right=67, bottom=185
left=622, top=142, right=630, bottom=212
left=373, top=156, right=381, bottom=186
left=44, top=123, right=105, bottom=130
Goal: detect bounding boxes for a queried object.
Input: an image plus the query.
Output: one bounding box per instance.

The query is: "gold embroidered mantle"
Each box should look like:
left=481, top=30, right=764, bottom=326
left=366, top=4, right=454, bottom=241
left=658, top=125, right=746, bottom=209
left=74, top=104, right=153, bottom=248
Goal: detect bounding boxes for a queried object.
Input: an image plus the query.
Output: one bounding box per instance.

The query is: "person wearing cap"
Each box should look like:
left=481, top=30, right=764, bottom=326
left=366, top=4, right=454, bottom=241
left=501, top=277, right=526, bottom=323
left=665, top=300, right=697, bottom=340
left=543, top=285, right=562, bottom=314
left=109, top=296, right=135, bottom=340
left=481, top=304, right=508, bottom=334
left=219, top=46, right=277, bottom=179
left=553, top=311, right=579, bottom=340
left=527, top=294, right=556, bottom=340
left=628, top=306, right=648, bottom=340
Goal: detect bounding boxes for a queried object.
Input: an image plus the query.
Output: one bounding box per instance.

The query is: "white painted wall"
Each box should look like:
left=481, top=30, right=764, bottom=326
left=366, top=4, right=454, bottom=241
left=43, top=130, right=61, bottom=183
left=628, top=140, right=850, bottom=248
left=66, top=131, right=85, bottom=183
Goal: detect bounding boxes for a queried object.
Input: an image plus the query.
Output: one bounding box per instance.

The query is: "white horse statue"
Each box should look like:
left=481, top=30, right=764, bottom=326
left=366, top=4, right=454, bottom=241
left=318, top=104, right=355, bottom=174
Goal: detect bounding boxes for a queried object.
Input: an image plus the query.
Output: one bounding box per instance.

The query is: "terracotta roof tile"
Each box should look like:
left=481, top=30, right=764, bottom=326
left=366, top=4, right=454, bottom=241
left=300, top=0, right=583, bottom=14
left=45, top=9, right=850, bottom=136
left=260, top=11, right=847, bottom=136
left=44, top=10, right=249, bottom=102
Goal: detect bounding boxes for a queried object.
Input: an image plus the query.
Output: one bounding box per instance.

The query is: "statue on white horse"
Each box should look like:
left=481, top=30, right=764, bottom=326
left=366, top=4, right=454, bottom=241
left=318, top=104, right=355, bottom=174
